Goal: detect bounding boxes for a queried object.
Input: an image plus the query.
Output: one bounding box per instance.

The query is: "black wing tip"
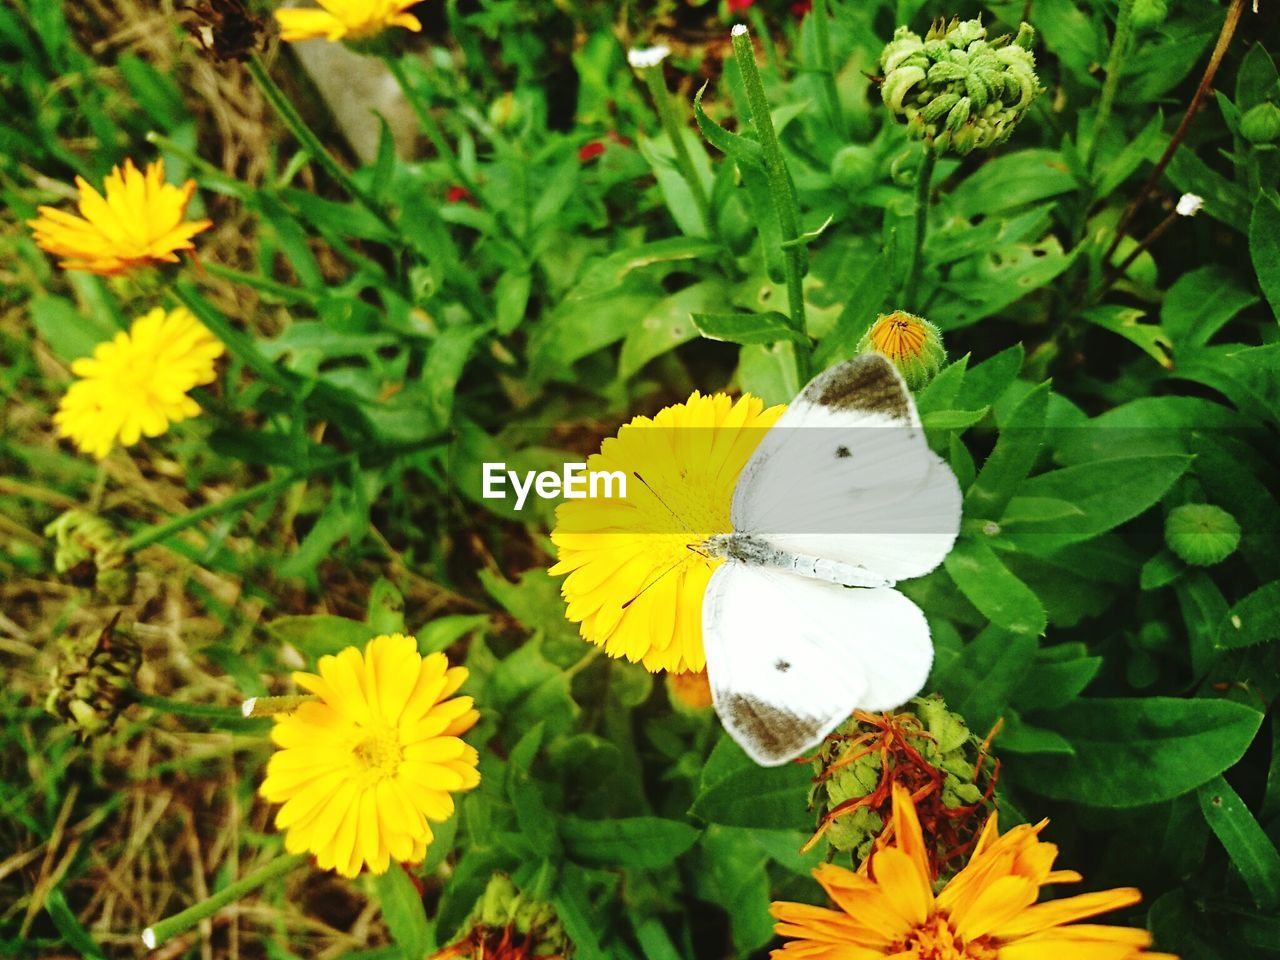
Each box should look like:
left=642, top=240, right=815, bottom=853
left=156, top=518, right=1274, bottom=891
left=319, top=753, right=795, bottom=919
left=807, top=355, right=912, bottom=422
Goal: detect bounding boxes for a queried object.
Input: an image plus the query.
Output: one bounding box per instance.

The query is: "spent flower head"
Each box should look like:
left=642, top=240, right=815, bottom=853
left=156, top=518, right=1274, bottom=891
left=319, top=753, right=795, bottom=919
left=432, top=874, right=573, bottom=959
left=27, top=158, right=212, bottom=276
left=259, top=634, right=480, bottom=877
left=54, top=306, right=225, bottom=460
left=46, top=614, right=141, bottom=740
left=880, top=18, right=1041, bottom=156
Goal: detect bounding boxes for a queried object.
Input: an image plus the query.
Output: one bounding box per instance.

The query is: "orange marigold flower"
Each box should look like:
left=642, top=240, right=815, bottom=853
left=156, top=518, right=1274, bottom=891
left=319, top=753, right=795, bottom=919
left=28, top=159, right=211, bottom=276
left=771, top=783, right=1177, bottom=960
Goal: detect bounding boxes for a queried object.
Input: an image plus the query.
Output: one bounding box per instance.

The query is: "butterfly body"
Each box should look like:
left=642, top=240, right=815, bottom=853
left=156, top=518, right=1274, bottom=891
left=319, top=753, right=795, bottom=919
left=701, top=354, right=962, bottom=767
left=703, top=533, right=891, bottom=588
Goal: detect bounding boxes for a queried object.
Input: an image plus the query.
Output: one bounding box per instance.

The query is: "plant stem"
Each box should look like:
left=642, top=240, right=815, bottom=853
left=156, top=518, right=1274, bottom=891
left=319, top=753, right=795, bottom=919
left=1085, top=0, right=1136, bottom=172
left=141, top=852, right=308, bottom=949
left=122, top=460, right=345, bottom=553
left=246, top=56, right=394, bottom=233
left=241, top=695, right=317, bottom=718
left=134, top=694, right=247, bottom=721
left=903, top=147, right=937, bottom=310
left=641, top=65, right=717, bottom=241
left=1101, top=0, right=1245, bottom=266
left=731, top=25, right=808, bottom=347
left=383, top=55, right=477, bottom=195
left=810, top=0, right=843, bottom=135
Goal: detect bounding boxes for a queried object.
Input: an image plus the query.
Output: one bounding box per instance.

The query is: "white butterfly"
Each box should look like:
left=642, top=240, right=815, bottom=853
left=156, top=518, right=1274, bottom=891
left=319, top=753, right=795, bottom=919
left=700, top=353, right=962, bottom=766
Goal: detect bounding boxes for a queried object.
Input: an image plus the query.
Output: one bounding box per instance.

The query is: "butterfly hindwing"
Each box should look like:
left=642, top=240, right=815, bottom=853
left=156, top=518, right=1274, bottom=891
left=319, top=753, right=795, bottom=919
left=701, top=561, right=933, bottom=766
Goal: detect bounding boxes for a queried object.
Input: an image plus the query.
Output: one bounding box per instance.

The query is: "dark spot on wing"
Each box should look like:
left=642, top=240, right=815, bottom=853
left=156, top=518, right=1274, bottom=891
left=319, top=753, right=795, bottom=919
left=808, top=354, right=911, bottom=422
left=722, top=693, right=817, bottom=762
left=775, top=659, right=791, bottom=672
left=835, top=445, right=851, bottom=459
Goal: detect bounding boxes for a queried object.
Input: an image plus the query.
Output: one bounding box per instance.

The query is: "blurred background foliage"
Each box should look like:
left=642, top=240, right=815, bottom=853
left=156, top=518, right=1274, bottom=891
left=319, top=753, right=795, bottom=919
left=2, top=0, right=1279, bottom=957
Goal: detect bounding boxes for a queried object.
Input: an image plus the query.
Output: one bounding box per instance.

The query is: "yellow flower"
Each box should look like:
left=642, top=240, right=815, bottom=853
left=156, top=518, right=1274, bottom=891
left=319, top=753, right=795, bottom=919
left=549, top=392, right=784, bottom=675
left=275, top=0, right=423, bottom=43
left=858, top=310, right=946, bottom=390
left=54, top=307, right=224, bottom=460
left=667, top=669, right=714, bottom=710
left=260, top=634, right=480, bottom=878
left=28, top=159, right=212, bottom=276
left=771, top=783, right=1177, bottom=960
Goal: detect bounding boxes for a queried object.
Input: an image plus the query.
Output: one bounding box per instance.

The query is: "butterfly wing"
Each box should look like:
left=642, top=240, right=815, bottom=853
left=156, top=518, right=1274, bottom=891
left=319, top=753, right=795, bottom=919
left=702, top=560, right=932, bottom=766
left=731, top=354, right=961, bottom=583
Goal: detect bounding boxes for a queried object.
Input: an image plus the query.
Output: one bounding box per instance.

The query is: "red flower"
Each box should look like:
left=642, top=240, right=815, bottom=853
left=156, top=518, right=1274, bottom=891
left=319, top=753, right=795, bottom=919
left=790, top=0, right=812, bottom=14
left=728, top=0, right=755, bottom=11
left=578, top=140, right=606, bottom=162
left=445, top=185, right=473, bottom=204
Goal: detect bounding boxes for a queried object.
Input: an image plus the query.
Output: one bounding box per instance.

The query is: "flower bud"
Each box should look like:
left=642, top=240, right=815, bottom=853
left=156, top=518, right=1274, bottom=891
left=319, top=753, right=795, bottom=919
left=46, top=614, right=141, bottom=740
left=44, top=509, right=133, bottom=602
left=1132, top=0, right=1168, bottom=30
left=807, top=696, right=997, bottom=878
left=667, top=669, right=714, bottom=711
left=432, top=874, right=573, bottom=959
left=830, top=144, right=879, bottom=191
left=1241, top=102, right=1280, bottom=144
left=879, top=17, right=1042, bottom=156
left=857, top=310, right=946, bottom=389
left=1165, top=504, right=1241, bottom=566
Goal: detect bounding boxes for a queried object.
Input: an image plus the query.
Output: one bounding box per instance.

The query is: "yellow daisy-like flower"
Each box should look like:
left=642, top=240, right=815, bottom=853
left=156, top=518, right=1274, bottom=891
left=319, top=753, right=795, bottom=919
left=275, top=0, right=423, bottom=43
left=549, top=392, right=784, bottom=675
left=260, top=634, right=481, bottom=878
left=771, top=783, right=1177, bottom=960
left=53, top=306, right=224, bottom=460
left=28, top=159, right=212, bottom=276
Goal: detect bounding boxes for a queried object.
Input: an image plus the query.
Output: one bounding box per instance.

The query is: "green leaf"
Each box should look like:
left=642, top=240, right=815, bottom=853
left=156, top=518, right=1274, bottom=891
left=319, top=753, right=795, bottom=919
left=1217, top=581, right=1280, bottom=650
left=619, top=280, right=730, bottom=379
left=1161, top=266, right=1259, bottom=348
left=45, top=888, right=107, bottom=960
left=692, top=310, right=808, bottom=346
left=366, top=578, right=406, bottom=635
left=373, top=867, right=432, bottom=958
left=932, top=623, right=1038, bottom=729
left=1016, top=697, right=1264, bottom=807
left=947, top=149, right=1078, bottom=218
left=689, top=735, right=812, bottom=829
left=561, top=816, right=700, bottom=868
left=1249, top=192, right=1280, bottom=325
left=1198, top=775, right=1280, bottom=910
left=495, top=269, right=532, bottom=334
left=692, top=827, right=774, bottom=953
left=31, top=294, right=117, bottom=364
left=944, top=539, right=1046, bottom=637
left=265, top=615, right=377, bottom=660
left=965, top=381, right=1050, bottom=519
left=1080, top=305, right=1173, bottom=368
left=117, top=53, right=186, bottom=130
left=568, top=238, right=722, bottom=300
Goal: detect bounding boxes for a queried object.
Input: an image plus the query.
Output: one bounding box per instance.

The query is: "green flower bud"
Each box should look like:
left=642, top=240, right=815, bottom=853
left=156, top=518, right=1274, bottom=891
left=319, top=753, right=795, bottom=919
left=808, top=696, right=998, bottom=879
left=1241, top=102, right=1280, bottom=144
left=857, top=310, right=946, bottom=389
left=44, top=509, right=133, bottom=602
left=830, top=144, right=880, bottom=191
left=1165, top=504, right=1241, bottom=566
left=1132, top=0, right=1169, bottom=30
left=434, top=874, right=573, bottom=959
left=879, top=17, right=1042, bottom=156
left=46, top=614, right=140, bottom=740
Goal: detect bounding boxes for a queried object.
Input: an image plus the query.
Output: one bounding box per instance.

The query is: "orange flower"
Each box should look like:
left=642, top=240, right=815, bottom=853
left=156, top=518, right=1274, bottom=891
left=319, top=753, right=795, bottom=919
left=28, top=159, right=211, bottom=276
left=771, top=783, right=1176, bottom=960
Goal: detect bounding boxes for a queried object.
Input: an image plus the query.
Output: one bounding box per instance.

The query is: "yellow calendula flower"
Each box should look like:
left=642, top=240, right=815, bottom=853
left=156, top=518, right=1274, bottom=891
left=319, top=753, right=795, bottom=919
left=771, top=783, right=1176, bottom=960
left=260, top=634, right=480, bottom=878
left=858, top=310, right=946, bottom=390
left=28, top=159, right=212, bottom=276
left=549, top=392, right=784, bottom=675
left=54, top=307, right=224, bottom=460
left=275, top=0, right=423, bottom=43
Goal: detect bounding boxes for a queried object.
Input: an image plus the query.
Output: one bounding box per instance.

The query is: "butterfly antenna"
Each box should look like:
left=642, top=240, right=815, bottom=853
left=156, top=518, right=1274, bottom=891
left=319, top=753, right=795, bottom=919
left=622, top=553, right=693, bottom=609
left=631, top=471, right=695, bottom=535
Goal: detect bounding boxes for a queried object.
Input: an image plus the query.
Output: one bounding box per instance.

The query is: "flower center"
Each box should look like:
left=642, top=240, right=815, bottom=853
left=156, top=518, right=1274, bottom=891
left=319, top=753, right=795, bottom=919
left=353, top=727, right=403, bottom=778
left=902, top=916, right=997, bottom=960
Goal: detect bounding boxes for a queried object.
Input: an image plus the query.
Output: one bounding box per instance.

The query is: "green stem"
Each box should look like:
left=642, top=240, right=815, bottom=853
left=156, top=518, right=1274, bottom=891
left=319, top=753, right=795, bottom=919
left=144, top=131, right=249, bottom=200
left=1086, top=0, right=1136, bottom=172
left=141, top=853, right=307, bottom=949
left=242, top=695, right=317, bottom=718
left=731, top=25, right=808, bottom=349
left=169, top=282, right=304, bottom=401
left=903, top=147, right=937, bottom=310
left=122, top=460, right=345, bottom=553
left=383, top=55, right=475, bottom=193
left=642, top=64, right=717, bottom=242
left=135, top=694, right=246, bottom=721
left=810, top=0, right=843, bottom=135
left=246, top=56, right=394, bottom=233
left=203, top=264, right=319, bottom=306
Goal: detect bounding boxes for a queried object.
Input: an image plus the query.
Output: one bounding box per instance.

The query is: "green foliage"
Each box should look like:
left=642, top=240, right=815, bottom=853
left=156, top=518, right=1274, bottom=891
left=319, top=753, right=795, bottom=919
left=4, top=0, right=1280, bottom=957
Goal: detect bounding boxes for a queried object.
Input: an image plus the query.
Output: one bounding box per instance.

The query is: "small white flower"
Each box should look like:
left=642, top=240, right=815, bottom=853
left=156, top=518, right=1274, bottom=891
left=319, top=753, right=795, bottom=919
left=627, top=45, right=671, bottom=70
left=1176, top=193, right=1204, bottom=217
